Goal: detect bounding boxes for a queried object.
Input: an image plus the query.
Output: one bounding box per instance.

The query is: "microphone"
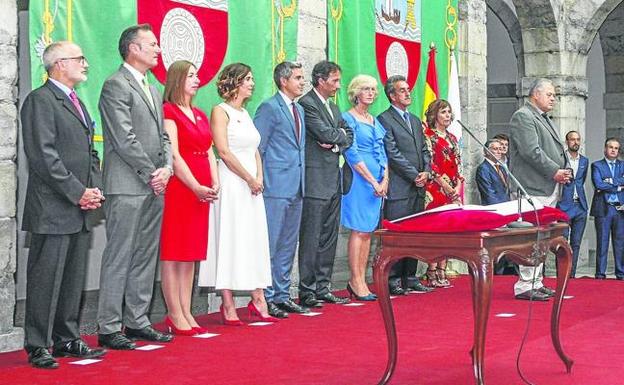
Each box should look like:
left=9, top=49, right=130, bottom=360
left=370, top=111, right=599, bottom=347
left=455, top=120, right=536, bottom=227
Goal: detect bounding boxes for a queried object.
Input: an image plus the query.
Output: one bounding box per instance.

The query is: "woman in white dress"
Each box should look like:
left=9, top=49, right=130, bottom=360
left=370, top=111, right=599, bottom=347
left=198, top=63, right=276, bottom=324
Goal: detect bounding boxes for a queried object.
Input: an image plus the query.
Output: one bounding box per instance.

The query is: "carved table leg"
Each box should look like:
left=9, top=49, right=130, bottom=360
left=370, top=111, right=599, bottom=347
left=373, top=253, right=401, bottom=385
left=550, top=239, right=574, bottom=373
left=467, top=250, right=493, bottom=385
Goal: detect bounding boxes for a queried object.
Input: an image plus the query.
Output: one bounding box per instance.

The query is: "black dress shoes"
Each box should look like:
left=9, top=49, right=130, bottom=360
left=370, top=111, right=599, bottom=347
left=317, top=292, right=350, bottom=304
left=389, top=285, right=407, bottom=295
left=27, top=347, right=59, bottom=369
left=125, top=325, right=173, bottom=342
left=267, top=302, right=289, bottom=318
left=52, top=339, right=106, bottom=358
left=406, top=281, right=434, bottom=293
left=98, top=332, right=136, bottom=350
left=515, top=289, right=550, bottom=301
left=277, top=299, right=310, bottom=314
left=538, top=286, right=555, bottom=297
left=299, top=294, right=324, bottom=308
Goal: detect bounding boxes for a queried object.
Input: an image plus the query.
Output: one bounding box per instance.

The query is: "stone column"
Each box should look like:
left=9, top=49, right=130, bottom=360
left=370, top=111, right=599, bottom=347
left=601, top=5, right=624, bottom=141
left=0, top=0, right=22, bottom=353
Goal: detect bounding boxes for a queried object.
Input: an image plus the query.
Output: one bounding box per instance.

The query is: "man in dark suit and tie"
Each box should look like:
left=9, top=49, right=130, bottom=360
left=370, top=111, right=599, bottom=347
left=509, top=78, right=571, bottom=300
left=476, top=138, right=510, bottom=205
left=21, top=41, right=106, bottom=368
left=377, top=75, right=433, bottom=295
left=254, top=62, right=309, bottom=317
left=590, top=138, right=624, bottom=280
left=298, top=61, right=353, bottom=306
left=97, top=24, right=173, bottom=349
left=556, top=131, right=589, bottom=278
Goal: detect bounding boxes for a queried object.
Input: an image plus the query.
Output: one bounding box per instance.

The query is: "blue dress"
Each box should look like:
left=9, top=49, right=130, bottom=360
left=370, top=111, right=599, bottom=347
left=341, top=112, right=388, bottom=232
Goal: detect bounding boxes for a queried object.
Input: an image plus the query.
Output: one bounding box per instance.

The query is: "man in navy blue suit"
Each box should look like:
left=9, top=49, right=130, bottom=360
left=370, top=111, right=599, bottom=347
left=254, top=61, right=309, bottom=318
left=590, top=138, right=624, bottom=280
left=556, top=131, right=589, bottom=278
left=476, top=139, right=510, bottom=205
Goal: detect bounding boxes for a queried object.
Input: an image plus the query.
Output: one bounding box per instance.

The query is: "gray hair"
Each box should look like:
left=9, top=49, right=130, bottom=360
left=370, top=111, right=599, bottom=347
left=484, top=138, right=502, bottom=155
left=118, top=23, right=152, bottom=60
left=384, top=75, right=406, bottom=102
left=347, top=74, right=377, bottom=106
left=528, top=78, right=554, bottom=97
left=273, top=61, right=303, bottom=89
left=311, top=61, right=341, bottom=87
left=42, top=41, right=73, bottom=72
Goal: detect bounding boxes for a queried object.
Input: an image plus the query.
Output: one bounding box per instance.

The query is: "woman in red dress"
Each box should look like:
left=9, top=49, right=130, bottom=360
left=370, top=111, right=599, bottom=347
left=423, top=99, right=463, bottom=287
left=160, top=60, right=219, bottom=335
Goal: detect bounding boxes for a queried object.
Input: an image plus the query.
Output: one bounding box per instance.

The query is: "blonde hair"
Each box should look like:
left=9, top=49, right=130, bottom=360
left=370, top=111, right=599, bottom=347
left=347, top=74, right=378, bottom=106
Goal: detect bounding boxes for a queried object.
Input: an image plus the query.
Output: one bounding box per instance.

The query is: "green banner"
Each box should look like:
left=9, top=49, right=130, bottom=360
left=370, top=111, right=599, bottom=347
left=327, top=0, right=457, bottom=116
left=29, top=0, right=299, bottom=154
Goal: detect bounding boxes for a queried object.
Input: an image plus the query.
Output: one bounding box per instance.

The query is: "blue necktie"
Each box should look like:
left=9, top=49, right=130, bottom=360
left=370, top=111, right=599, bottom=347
left=608, top=161, right=619, bottom=204
left=403, top=111, right=412, bottom=134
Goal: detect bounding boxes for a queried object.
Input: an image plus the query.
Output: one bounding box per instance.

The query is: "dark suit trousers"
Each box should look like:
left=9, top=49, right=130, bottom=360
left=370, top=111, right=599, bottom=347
left=594, top=205, right=624, bottom=278
left=384, top=196, right=423, bottom=286
left=24, top=231, right=89, bottom=349
left=561, top=202, right=587, bottom=277
left=298, top=193, right=341, bottom=296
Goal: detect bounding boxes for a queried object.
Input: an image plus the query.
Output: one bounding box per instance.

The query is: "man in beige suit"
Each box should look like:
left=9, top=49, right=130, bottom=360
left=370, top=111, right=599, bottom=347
left=97, top=24, right=174, bottom=349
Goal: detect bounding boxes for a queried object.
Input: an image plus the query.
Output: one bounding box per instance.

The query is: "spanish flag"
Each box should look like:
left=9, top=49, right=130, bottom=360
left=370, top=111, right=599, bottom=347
left=421, top=44, right=439, bottom=120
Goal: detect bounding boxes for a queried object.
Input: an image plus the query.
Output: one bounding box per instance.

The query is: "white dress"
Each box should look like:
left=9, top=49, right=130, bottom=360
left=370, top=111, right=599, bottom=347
left=198, top=103, right=272, bottom=290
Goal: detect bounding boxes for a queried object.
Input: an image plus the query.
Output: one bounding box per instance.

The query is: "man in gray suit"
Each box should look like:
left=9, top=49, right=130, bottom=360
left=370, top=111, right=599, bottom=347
left=509, top=78, right=571, bottom=301
left=21, top=41, right=106, bottom=368
left=254, top=62, right=307, bottom=317
left=378, top=75, right=433, bottom=295
left=298, top=61, right=353, bottom=307
left=97, top=24, right=173, bottom=349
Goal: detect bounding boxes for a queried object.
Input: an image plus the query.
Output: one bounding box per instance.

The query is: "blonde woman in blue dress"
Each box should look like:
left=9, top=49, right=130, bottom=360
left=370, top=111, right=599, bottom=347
left=341, top=74, right=389, bottom=301
left=198, top=63, right=277, bottom=324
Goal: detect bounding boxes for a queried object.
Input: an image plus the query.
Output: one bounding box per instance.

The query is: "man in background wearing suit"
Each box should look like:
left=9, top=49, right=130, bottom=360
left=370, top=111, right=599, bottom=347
left=493, top=133, right=510, bottom=166
left=476, top=139, right=510, bottom=205
left=254, top=62, right=307, bottom=318
left=97, top=24, right=173, bottom=349
left=21, top=41, right=106, bottom=368
left=509, top=78, right=571, bottom=301
left=590, top=138, right=624, bottom=280
left=298, top=61, right=353, bottom=307
left=378, top=75, right=433, bottom=295
left=557, top=131, right=589, bottom=278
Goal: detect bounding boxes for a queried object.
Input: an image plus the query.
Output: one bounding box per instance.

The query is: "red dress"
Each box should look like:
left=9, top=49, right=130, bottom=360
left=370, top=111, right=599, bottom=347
left=160, top=103, right=213, bottom=261
left=424, top=125, right=463, bottom=209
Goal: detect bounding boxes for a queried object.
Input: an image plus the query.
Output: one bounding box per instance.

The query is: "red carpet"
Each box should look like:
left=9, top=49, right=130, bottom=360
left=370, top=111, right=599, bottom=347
left=1, top=276, right=622, bottom=385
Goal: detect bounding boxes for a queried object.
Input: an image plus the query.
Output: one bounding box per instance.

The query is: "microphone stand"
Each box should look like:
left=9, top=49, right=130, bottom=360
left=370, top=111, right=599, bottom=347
left=455, top=120, right=535, bottom=228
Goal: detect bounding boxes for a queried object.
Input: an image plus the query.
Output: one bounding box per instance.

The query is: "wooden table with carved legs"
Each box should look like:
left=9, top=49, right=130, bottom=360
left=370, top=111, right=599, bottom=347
left=373, top=223, right=574, bottom=385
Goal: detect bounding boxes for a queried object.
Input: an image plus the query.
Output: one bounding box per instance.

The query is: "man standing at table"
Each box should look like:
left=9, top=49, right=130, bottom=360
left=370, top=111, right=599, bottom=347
left=590, top=138, right=624, bottom=280
left=556, top=131, right=589, bottom=278
left=21, top=41, right=106, bottom=368
left=97, top=24, right=173, bottom=349
left=254, top=61, right=306, bottom=318
left=378, top=75, right=433, bottom=295
left=509, top=78, right=570, bottom=301
left=298, top=61, right=353, bottom=308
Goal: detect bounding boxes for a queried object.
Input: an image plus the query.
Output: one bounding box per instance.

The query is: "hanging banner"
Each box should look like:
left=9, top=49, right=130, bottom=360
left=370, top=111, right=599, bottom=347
left=29, top=0, right=298, bottom=152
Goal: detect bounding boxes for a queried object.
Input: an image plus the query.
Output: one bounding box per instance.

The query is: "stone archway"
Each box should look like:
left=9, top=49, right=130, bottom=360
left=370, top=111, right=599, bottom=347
left=486, top=0, right=525, bottom=78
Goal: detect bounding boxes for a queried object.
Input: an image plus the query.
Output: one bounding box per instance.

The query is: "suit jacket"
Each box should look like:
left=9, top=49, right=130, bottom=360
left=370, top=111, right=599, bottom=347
left=377, top=106, right=430, bottom=201
left=558, top=155, right=589, bottom=212
left=21, top=81, right=102, bottom=234
left=298, top=89, right=353, bottom=199
left=99, top=65, right=171, bottom=195
left=509, top=102, right=566, bottom=196
left=476, top=160, right=510, bottom=205
left=254, top=93, right=305, bottom=198
left=589, top=159, right=624, bottom=217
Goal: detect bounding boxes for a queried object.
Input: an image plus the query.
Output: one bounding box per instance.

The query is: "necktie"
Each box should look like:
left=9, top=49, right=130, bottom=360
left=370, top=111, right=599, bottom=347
left=608, top=161, right=618, bottom=203
left=495, top=164, right=507, bottom=186
left=403, top=111, right=413, bottom=133
left=292, top=102, right=301, bottom=142
left=142, top=77, right=155, bottom=109
left=69, top=90, right=86, bottom=125
left=325, top=100, right=334, bottom=120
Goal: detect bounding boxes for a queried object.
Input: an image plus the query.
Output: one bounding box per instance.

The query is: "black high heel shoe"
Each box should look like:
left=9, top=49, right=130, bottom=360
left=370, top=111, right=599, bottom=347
left=346, top=282, right=377, bottom=301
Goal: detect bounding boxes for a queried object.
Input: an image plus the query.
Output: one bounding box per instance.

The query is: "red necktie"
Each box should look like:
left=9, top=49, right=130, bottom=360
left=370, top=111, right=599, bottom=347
left=495, top=164, right=507, bottom=186
left=292, top=102, right=301, bottom=142
left=69, top=90, right=86, bottom=125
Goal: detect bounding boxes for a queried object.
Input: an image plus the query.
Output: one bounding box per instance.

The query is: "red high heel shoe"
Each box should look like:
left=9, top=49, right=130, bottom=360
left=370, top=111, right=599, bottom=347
left=192, top=326, right=208, bottom=334
left=247, top=301, right=279, bottom=322
left=164, top=316, right=197, bottom=336
left=220, top=305, right=244, bottom=326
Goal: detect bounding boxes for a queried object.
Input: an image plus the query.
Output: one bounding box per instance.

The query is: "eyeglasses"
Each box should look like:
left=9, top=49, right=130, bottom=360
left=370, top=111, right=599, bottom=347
left=58, top=56, right=88, bottom=65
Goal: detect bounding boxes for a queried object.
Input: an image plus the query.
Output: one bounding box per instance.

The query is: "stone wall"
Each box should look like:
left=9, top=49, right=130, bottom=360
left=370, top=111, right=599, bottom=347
left=0, top=0, right=23, bottom=353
